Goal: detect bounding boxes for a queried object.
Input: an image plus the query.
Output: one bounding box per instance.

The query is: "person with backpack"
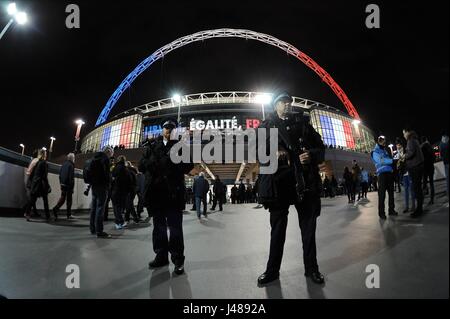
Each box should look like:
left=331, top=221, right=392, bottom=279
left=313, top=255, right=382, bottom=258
left=421, top=136, right=436, bottom=205
left=24, top=148, right=51, bottom=222
left=125, top=161, right=140, bottom=224
left=52, top=153, right=75, bottom=220
left=403, top=128, right=425, bottom=217
left=371, top=136, right=398, bottom=219
left=85, top=145, right=113, bottom=238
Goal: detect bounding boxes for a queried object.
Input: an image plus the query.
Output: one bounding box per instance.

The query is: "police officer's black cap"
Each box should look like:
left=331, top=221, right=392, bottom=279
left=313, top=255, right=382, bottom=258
left=162, top=119, right=177, bottom=129
left=272, top=92, right=293, bottom=106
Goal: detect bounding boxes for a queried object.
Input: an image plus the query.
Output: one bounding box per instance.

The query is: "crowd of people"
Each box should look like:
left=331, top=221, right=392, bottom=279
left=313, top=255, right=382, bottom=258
left=371, top=130, right=449, bottom=219
left=21, top=110, right=449, bottom=282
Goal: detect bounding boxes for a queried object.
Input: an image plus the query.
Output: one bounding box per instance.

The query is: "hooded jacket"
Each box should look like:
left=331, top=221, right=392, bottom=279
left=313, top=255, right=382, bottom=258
left=371, top=143, right=393, bottom=175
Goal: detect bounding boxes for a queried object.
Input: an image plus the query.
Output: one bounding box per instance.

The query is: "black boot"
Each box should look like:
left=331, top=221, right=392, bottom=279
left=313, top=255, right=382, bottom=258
left=305, top=271, right=325, bottom=284
left=257, top=272, right=279, bottom=285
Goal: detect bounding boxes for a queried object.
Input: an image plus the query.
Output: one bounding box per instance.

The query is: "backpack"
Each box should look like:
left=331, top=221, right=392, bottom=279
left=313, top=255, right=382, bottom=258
left=83, top=155, right=105, bottom=185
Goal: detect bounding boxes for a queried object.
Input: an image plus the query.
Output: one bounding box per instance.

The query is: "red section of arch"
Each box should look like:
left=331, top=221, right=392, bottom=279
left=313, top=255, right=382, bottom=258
left=294, top=51, right=360, bottom=120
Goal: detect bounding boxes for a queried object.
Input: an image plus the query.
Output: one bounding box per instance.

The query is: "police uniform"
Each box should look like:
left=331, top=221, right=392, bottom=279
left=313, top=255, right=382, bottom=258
left=139, top=120, right=194, bottom=272
left=257, top=93, right=326, bottom=285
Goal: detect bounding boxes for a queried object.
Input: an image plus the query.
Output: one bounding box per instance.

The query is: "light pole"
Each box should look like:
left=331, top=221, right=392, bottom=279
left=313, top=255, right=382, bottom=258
left=74, top=119, right=85, bottom=153
left=48, top=137, right=55, bottom=160
left=19, top=143, right=25, bottom=155
left=0, top=3, right=28, bottom=41
left=172, top=94, right=182, bottom=123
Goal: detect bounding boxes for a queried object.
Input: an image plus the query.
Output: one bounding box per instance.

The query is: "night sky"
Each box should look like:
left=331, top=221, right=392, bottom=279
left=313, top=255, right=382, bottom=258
left=1, top=0, right=448, bottom=157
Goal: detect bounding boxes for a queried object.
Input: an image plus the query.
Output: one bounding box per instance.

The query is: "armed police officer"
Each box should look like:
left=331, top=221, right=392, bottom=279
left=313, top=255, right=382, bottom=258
left=139, top=119, right=194, bottom=275
left=257, top=92, right=326, bottom=285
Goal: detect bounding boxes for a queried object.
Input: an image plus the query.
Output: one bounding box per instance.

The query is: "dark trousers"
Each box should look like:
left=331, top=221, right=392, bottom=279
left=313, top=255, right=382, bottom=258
left=137, top=193, right=146, bottom=217
left=125, top=191, right=139, bottom=222
left=195, top=196, right=207, bottom=217
left=377, top=172, right=395, bottom=216
left=266, top=196, right=320, bottom=275
left=361, top=182, right=368, bottom=198
left=103, top=189, right=112, bottom=221
left=211, top=194, right=223, bottom=211
left=112, top=193, right=127, bottom=225
left=89, top=184, right=107, bottom=234
left=345, top=183, right=353, bottom=202
left=409, top=165, right=424, bottom=212
left=25, top=194, right=49, bottom=218
left=152, top=209, right=185, bottom=266
left=422, top=167, right=435, bottom=201
left=53, top=189, right=73, bottom=217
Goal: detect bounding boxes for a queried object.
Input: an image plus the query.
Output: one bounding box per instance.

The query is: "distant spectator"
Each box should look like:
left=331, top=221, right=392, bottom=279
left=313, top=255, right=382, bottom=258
left=396, top=138, right=415, bottom=213
left=403, top=128, right=425, bottom=218
left=24, top=149, right=51, bottom=221
left=371, top=136, right=397, bottom=219
left=439, top=133, right=449, bottom=200
left=52, top=153, right=75, bottom=220
left=421, top=136, right=436, bottom=205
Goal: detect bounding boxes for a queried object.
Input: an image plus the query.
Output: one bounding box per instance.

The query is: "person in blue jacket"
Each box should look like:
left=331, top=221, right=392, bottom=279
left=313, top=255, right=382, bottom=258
left=371, top=136, right=398, bottom=219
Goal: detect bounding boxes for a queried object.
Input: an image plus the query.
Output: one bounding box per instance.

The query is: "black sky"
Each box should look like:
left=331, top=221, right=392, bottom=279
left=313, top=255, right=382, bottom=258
left=0, top=0, right=448, bottom=157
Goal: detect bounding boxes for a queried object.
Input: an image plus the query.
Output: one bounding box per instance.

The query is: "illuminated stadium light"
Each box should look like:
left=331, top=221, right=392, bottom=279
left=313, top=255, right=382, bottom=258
left=15, top=11, right=27, bottom=25
left=172, top=94, right=182, bottom=104
left=7, top=3, right=17, bottom=16
left=254, top=93, right=273, bottom=105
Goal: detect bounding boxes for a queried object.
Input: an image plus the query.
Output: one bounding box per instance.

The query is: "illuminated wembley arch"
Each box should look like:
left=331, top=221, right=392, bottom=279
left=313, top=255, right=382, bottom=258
left=96, top=28, right=360, bottom=126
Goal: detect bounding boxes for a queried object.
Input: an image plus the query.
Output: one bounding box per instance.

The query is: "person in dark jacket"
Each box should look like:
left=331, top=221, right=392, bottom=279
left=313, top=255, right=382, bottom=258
left=52, top=153, right=75, bottom=220
left=238, top=181, right=246, bottom=203
left=111, top=155, right=132, bottom=229
left=89, top=146, right=114, bottom=238
left=420, top=136, right=436, bottom=204
left=25, top=149, right=40, bottom=217
left=136, top=168, right=149, bottom=221
left=193, top=172, right=209, bottom=220
left=104, top=156, right=115, bottom=221
left=124, top=161, right=140, bottom=224
left=371, top=136, right=398, bottom=219
left=322, top=176, right=331, bottom=198
left=139, top=119, right=194, bottom=275
left=343, top=167, right=354, bottom=203
left=403, top=129, right=425, bottom=217
left=24, top=149, right=51, bottom=221
left=211, top=176, right=224, bottom=211
left=439, top=133, right=449, bottom=200
left=256, top=92, right=325, bottom=285
left=231, top=185, right=238, bottom=204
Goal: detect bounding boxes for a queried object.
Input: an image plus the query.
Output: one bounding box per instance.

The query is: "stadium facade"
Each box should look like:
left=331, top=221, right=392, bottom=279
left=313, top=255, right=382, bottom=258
left=80, top=92, right=376, bottom=184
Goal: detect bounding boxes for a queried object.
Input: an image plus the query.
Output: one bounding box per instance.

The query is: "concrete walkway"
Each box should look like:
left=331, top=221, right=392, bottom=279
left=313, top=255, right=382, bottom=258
left=0, top=182, right=448, bottom=299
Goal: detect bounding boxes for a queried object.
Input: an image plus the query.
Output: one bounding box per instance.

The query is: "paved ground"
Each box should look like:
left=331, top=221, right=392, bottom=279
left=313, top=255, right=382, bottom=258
left=0, top=182, right=448, bottom=299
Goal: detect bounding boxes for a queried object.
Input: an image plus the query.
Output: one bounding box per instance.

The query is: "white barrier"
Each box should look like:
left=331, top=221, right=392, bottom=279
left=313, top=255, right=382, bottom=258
left=0, top=160, right=92, bottom=211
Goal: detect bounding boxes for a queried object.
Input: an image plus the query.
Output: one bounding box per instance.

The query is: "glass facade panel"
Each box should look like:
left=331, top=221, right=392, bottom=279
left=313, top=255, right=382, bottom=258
left=81, top=114, right=143, bottom=153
